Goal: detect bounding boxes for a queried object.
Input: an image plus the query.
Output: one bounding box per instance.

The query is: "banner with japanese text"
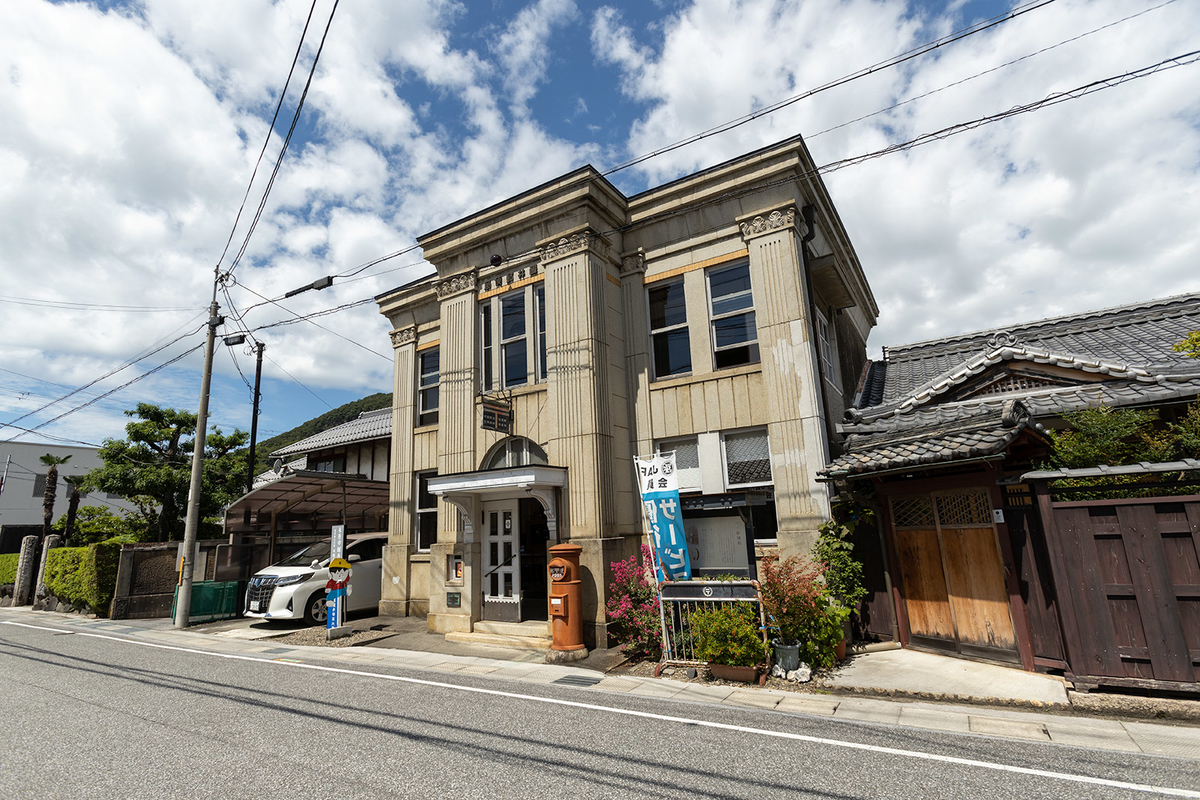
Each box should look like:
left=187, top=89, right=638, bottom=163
left=635, top=452, right=692, bottom=581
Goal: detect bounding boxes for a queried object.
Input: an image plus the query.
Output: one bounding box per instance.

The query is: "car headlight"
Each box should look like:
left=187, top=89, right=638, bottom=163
left=273, top=572, right=314, bottom=586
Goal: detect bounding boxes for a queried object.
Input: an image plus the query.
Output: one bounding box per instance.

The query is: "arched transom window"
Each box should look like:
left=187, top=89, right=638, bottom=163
left=483, top=437, right=549, bottom=470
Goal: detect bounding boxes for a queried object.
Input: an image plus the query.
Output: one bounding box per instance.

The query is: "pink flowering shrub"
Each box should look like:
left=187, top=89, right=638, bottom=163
left=605, top=545, right=662, bottom=662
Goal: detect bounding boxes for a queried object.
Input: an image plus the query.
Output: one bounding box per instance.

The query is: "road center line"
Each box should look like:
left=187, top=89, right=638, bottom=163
left=4, top=619, right=1196, bottom=798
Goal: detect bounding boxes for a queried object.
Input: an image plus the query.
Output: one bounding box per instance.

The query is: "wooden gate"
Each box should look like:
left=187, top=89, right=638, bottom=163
left=890, top=489, right=1019, bottom=662
left=1033, top=487, right=1200, bottom=692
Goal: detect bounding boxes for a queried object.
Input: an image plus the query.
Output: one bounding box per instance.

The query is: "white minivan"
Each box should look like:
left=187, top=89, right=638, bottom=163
left=243, top=533, right=385, bottom=625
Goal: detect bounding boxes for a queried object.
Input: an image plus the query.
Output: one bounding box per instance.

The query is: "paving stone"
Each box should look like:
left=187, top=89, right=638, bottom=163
left=428, top=661, right=467, bottom=672
left=626, top=681, right=686, bottom=699
left=833, top=698, right=902, bottom=724
left=1121, top=722, right=1200, bottom=758
left=1045, top=722, right=1140, bottom=752
left=457, top=664, right=499, bottom=675
left=969, top=715, right=1050, bottom=741
left=669, top=684, right=737, bottom=703
left=775, top=695, right=840, bottom=716
left=591, top=677, right=644, bottom=692
left=723, top=690, right=781, bottom=710
left=897, top=706, right=971, bottom=733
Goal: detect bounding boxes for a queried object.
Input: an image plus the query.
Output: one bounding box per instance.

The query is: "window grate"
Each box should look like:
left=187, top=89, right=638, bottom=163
left=725, top=429, right=771, bottom=486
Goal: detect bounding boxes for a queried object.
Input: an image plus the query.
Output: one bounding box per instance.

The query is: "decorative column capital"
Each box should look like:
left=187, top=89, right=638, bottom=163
left=390, top=326, right=417, bottom=348
left=539, top=228, right=615, bottom=266
left=620, top=251, right=646, bottom=277
left=738, top=205, right=804, bottom=241
left=435, top=270, right=477, bottom=299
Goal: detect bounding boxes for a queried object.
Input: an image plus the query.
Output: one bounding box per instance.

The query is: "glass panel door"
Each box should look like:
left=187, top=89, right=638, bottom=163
left=481, top=499, right=521, bottom=622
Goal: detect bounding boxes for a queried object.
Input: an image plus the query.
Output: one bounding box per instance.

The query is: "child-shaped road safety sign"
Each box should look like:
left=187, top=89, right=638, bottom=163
left=325, top=557, right=352, bottom=630
left=635, top=451, right=692, bottom=582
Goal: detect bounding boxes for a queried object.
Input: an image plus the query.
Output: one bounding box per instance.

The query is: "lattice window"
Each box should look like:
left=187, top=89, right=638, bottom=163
left=724, top=429, right=771, bottom=486
left=891, top=496, right=934, bottom=527
left=967, top=373, right=1060, bottom=398
left=935, top=490, right=992, bottom=526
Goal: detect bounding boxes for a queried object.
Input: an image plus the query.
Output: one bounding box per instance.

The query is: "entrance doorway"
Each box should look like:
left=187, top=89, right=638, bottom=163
left=891, top=488, right=1018, bottom=663
left=480, top=498, right=550, bottom=622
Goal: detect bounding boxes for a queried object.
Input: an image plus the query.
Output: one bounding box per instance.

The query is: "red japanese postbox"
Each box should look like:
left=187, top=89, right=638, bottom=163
left=546, top=542, right=588, bottom=662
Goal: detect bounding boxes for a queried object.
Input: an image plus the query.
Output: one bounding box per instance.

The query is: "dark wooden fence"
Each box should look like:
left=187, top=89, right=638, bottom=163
left=1032, top=482, right=1199, bottom=693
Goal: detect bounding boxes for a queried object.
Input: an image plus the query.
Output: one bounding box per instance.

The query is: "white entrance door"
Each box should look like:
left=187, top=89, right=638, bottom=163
left=481, top=499, right=521, bottom=622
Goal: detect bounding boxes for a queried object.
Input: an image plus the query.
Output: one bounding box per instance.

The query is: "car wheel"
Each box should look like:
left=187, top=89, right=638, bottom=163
left=303, top=591, right=327, bottom=626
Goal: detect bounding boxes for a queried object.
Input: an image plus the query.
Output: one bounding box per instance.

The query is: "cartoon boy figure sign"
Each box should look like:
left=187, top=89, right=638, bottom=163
left=325, top=557, right=353, bottom=629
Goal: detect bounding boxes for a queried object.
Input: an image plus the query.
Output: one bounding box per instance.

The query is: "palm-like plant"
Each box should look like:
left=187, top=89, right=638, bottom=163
left=38, top=454, right=71, bottom=543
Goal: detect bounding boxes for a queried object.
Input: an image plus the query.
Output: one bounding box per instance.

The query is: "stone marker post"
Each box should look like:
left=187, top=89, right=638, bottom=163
left=12, top=535, right=40, bottom=607
left=33, top=534, right=63, bottom=609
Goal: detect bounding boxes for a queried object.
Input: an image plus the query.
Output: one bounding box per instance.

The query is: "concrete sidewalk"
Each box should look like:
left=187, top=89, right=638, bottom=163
left=3, top=607, right=1197, bottom=760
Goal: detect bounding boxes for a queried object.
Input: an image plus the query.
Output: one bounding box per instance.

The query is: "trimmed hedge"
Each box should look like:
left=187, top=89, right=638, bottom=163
left=0, top=552, right=19, bottom=585
left=44, top=539, right=122, bottom=616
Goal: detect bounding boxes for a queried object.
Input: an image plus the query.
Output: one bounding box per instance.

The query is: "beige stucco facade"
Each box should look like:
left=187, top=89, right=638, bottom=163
left=376, top=135, right=877, bottom=647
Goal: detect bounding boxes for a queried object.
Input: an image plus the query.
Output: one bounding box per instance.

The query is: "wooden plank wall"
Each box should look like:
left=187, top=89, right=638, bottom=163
left=1036, top=487, right=1200, bottom=691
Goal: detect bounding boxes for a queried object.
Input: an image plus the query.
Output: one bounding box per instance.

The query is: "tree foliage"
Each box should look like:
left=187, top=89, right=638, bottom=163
left=53, top=506, right=148, bottom=546
left=77, top=403, right=248, bottom=542
left=39, top=453, right=71, bottom=542
left=1049, top=402, right=1200, bottom=469
left=1173, top=331, right=1200, bottom=359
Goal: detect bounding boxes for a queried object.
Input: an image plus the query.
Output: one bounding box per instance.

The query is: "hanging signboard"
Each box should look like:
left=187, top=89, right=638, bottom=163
left=634, top=451, right=692, bottom=581
left=481, top=398, right=512, bottom=433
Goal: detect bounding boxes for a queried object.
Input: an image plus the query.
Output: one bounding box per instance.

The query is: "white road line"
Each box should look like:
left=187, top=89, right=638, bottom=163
left=3, top=619, right=1197, bottom=798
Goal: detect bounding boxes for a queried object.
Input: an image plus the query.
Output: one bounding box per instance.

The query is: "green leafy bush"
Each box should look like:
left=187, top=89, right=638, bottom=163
left=691, top=603, right=766, bottom=667
left=0, top=553, right=19, bottom=585
left=43, top=539, right=122, bottom=615
left=758, top=554, right=825, bottom=645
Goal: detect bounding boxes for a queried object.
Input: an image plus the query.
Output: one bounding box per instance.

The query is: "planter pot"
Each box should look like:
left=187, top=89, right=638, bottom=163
left=835, top=639, right=847, bottom=662
left=708, top=662, right=760, bottom=683
left=773, top=641, right=801, bottom=672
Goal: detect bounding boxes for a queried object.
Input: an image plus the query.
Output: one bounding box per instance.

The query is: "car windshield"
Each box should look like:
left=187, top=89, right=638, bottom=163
left=276, top=541, right=330, bottom=567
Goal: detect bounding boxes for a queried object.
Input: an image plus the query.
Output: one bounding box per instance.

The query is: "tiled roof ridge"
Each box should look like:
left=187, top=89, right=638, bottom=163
left=358, top=408, right=392, bottom=418
left=848, top=345, right=1167, bottom=422
left=882, top=292, right=1200, bottom=362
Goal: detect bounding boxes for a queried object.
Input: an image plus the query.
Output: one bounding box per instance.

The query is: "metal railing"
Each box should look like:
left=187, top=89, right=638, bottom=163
left=654, top=579, right=768, bottom=677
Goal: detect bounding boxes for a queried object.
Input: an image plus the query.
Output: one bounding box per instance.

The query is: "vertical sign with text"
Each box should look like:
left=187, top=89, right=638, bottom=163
left=327, top=524, right=347, bottom=630
left=635, top=452, right=692, bottom=582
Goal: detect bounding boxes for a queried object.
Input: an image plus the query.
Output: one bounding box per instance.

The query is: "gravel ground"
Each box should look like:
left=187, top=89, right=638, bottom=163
left=612, top=657, right=838, bottom=694
left=251, top=626, right=394, bottom=648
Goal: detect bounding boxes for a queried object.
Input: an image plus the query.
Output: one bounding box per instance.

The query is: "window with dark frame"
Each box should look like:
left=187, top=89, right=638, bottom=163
left=480, top=284, right=546, bottom=391
left=655, top=437, right=701, bottom=492
left=648, top=278, right=691, bottom=378
left=415, top=472, right=438, bottom=552
left=32, top=473, right=47, bottom=497
left=708, top=261, right=759, bottom=369
left=418, top=347, right=439, bottom=426
left=814, top=308, right=840, bottom=384
left=723, top=428, right=772, bottom=488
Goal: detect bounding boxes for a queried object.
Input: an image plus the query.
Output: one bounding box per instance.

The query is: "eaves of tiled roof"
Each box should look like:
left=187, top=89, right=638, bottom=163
left=272, top=408, right=393, bottom=457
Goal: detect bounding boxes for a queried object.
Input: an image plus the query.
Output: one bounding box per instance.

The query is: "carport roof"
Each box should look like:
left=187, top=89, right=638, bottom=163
left=225, top=471, right=390, bottom=519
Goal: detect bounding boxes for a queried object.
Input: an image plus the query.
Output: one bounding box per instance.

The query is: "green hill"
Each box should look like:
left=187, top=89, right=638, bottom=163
left=253, top=392, right=392, bottom=474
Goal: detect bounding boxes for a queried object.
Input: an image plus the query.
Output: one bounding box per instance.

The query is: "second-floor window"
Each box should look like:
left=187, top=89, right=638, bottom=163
left=814, top=308, right=840, bottom=385
left=481, top=284, right=546, bottom=390
left=415, top=471, right=437, bottom=551
left=708, top=261, right=759, bottom=369
left=649, top=278, right=691, bottom=378
left=418, top=347, right=439, bottom=426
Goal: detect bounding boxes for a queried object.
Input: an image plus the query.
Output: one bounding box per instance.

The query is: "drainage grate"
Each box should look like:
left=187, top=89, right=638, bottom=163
left=551, top=674, right=604, bottom=688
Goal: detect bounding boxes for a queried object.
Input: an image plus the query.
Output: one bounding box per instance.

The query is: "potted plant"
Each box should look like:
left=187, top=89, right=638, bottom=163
left=758, top=554, right=826, bottom=671
left=691, top=603, right=767, bottom=682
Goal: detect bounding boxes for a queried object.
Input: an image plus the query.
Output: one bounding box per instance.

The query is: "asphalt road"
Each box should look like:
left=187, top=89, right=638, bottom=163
left=1, top=620, right=1197, bottom=799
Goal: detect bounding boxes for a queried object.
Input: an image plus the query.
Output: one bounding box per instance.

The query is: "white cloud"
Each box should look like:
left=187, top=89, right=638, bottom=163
left=496, top=0, right=579, bottom=114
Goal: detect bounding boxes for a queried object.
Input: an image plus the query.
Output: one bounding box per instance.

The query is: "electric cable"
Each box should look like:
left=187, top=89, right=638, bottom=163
left=213, top=0, right=322, bottom=273
left=263, top=353, right=335, bottom=410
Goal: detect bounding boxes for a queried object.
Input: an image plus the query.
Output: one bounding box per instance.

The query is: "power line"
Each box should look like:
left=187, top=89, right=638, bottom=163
left=806, top=0, right=1179, bottom=143
left=600, top=0, right=1061, bottom=178
left=226, top=0, right=342, bottom=277
left=214, top=0, right=323, bottom=273
left=0, top=295, right=198, bottom=312
left=263, top=353, right=334, bottom=410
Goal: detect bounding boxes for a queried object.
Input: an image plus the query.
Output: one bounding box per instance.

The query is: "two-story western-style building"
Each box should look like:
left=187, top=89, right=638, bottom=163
left=375, top=134, right=877, bottom=648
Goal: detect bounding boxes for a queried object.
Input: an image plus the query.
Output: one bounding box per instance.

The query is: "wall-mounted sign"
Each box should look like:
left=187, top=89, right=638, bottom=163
left=481, top=399, right=512, bottom=433
left=446, top=592, right=461, bottom=608
left=549, top=564, right=566, bottom=582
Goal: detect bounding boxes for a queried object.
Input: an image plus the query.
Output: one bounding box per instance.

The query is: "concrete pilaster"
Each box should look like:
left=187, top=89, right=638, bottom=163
left=741, top=206, right=831, bottom=555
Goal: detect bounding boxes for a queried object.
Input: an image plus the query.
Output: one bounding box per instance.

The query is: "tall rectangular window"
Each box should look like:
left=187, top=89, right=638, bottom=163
left=415, top=472, right=437, bottom=552
left=814, top=308, right=840, bottom=385
left=480, top=283, right=545, bottom=391
left=648, top=278, right=691, bottom=378
left=708, top=262, right=759, bottom=369
left=536, top=285, right=548, bottom=381
left=418, top=347, right=439, bottom=426
left=723, top=428, right=772, bottom=488
left=500, top=291, right=527, bottom=387
left=481, top=304, right=493, bottom=390
left=32, top=473, right=47, bottom=497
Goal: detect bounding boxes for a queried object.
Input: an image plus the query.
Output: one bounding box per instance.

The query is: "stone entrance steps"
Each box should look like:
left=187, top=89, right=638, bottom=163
left=445, top=619, right=553, bottom=651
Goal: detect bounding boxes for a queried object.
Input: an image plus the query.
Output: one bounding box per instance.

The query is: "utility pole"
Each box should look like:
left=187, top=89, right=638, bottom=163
left=245, top=341, right=265, bottom=495
left=175, top=297, right=222, bottom=629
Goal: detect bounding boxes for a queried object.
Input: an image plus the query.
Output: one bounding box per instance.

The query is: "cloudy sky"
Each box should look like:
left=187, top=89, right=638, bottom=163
left=1, top=0, right=1197, bottom=449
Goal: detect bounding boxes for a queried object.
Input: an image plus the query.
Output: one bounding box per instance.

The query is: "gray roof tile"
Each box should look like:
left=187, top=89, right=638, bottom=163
left=272, top=409, right=393, bottom=457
